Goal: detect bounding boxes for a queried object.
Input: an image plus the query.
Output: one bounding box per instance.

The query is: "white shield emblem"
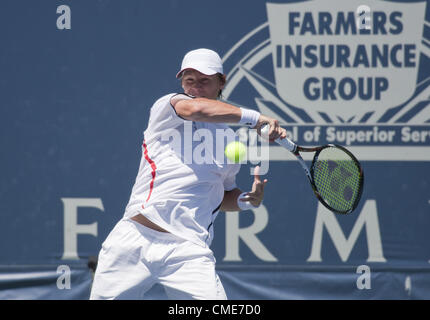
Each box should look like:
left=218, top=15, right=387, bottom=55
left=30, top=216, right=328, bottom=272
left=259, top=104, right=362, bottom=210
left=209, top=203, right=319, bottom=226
left=267, top=0, right=426, bottom=122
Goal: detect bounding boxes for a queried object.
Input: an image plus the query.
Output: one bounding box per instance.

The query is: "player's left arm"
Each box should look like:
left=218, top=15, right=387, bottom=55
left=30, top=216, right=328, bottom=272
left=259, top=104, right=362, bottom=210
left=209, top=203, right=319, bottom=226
left=220, top=188, right=243, bottom=212
left=220, top=166, right=267, bottom=211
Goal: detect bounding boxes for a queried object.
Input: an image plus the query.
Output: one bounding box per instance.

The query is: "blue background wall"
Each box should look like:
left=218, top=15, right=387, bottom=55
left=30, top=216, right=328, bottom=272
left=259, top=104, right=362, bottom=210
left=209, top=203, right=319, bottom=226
left=1, top=0, right=429, bottom=299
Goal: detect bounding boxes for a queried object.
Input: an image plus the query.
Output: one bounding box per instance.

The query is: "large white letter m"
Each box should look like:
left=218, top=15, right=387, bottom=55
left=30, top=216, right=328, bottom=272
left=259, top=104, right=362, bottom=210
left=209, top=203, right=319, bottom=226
left=307, top=200, right=386, bottom=263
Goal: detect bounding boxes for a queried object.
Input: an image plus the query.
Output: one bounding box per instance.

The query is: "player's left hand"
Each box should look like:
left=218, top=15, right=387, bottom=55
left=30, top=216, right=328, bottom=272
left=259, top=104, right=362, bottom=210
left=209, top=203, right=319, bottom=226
left=239, top=166, right=267, bottom=207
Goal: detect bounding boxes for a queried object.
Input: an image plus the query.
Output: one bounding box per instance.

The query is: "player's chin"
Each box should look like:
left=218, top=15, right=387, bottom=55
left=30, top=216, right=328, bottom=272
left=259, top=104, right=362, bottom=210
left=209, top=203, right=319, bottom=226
left=198, top=95, right=213, bottom=99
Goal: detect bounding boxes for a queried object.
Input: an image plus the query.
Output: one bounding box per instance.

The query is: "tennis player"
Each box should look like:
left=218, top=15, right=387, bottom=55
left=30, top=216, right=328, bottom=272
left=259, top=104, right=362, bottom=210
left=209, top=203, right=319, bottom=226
left=90, top=48, right=286, bottom=300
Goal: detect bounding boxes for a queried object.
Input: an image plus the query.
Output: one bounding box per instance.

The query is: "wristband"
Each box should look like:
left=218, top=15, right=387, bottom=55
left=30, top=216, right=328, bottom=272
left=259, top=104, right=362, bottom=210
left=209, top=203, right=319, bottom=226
left=239, top=108, right=260, bottom=128
left=237, top=192, right=259, bottom=211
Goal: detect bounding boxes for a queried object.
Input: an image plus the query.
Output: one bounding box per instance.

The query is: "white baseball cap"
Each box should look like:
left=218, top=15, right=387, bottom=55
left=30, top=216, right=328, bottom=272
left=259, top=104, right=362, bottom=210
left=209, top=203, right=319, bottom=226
left=176, top=48, right=224, bottom=78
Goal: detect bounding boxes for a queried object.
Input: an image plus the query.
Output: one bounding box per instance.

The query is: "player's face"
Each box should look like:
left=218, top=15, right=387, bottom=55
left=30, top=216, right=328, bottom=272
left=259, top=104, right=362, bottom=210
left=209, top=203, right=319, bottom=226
left=181, top=69, right=225, bottom=100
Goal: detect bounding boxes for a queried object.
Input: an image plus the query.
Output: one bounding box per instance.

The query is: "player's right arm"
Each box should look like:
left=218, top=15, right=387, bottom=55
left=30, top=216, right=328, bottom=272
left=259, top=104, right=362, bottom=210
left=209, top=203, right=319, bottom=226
left=171, top=96, right=286, bottom=141
left=171, top=96, right=241, bottom=123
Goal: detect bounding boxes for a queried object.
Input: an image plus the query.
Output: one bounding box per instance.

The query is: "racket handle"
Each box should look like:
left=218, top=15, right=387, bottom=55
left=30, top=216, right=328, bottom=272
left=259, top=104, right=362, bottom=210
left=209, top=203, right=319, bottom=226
left=261, top=124, right=297, bottom=152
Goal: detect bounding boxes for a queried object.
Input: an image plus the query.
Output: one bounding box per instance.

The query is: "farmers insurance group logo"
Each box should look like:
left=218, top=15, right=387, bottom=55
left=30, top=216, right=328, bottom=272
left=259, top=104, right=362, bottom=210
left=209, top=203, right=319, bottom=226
left=222, top=0, right=430, bottom=161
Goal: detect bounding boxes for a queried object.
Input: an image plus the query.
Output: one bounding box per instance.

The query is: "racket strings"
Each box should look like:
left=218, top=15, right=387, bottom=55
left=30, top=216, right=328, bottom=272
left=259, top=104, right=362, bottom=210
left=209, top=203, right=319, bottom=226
left=312, top=147, right=362, bottom=213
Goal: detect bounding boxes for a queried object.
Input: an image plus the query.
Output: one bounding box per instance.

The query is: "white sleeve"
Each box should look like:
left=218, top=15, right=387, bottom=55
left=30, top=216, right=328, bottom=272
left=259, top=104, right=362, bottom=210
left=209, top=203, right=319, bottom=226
left=145, top=93, right=192, bottom=138
left=223, top=163, right=241, bottom=191
left=170, top=93, right=195, bottom=113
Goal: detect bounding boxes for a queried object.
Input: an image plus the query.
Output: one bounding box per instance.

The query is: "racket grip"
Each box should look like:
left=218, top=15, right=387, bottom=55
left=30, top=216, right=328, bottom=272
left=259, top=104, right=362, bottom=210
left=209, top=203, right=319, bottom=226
left=261, top=124, right=297, bottom=152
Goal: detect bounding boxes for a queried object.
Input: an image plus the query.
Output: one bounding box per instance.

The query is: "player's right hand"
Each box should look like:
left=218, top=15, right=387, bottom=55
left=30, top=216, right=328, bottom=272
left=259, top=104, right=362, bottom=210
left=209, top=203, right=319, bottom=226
left=254, top=115, right=287, bottom=142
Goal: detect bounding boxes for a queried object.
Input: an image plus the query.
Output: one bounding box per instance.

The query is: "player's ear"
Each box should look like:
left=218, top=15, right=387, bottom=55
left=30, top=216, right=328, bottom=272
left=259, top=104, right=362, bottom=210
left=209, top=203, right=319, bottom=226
left=219, top=73, right=226, bottom=89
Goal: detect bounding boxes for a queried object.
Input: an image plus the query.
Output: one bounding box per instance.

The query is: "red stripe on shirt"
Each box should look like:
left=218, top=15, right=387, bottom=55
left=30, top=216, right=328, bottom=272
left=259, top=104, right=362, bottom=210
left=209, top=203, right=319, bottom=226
left=142, top=141, right=156, bottom=206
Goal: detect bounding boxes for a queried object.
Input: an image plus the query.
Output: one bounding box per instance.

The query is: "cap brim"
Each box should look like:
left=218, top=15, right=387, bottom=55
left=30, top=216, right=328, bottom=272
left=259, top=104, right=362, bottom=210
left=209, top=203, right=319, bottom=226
left=176, top=64, right=220, bottom=78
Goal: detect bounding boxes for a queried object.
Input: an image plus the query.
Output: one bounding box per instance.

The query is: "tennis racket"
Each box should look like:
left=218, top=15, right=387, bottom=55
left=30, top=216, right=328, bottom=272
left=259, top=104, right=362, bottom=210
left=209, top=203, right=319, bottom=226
left=261, top=125, right=364, bottom=214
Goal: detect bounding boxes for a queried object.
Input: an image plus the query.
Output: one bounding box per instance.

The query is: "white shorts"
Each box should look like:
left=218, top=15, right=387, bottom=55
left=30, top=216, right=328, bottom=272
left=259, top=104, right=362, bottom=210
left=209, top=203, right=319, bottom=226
left=89, top=218, right=226, bottom=300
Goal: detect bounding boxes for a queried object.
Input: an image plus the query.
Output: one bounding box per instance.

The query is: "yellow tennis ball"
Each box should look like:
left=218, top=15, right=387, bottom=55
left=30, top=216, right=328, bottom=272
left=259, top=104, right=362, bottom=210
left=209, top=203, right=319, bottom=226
left=225, top=141, right=246, bottom=163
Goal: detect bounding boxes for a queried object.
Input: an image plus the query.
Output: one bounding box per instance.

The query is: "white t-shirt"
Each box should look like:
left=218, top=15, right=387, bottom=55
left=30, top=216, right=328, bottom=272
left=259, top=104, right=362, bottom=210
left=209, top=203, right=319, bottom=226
left=123, top=93, right=241, bottom=247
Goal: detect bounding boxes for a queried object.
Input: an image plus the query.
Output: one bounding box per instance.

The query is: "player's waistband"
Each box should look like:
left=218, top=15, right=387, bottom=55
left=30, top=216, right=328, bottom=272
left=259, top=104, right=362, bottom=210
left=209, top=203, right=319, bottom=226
left=124, top=217, right=184, bottom=244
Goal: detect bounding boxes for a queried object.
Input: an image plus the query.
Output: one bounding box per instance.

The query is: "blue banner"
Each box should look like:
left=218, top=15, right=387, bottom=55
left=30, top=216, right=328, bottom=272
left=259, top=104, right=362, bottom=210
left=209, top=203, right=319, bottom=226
left=1, top=0, right=429, bottom=299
